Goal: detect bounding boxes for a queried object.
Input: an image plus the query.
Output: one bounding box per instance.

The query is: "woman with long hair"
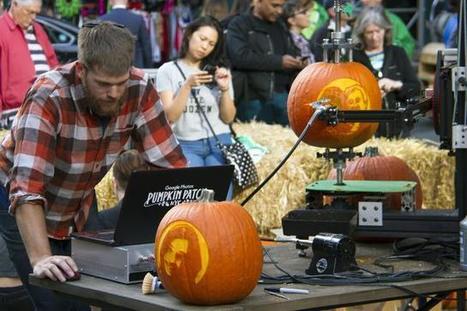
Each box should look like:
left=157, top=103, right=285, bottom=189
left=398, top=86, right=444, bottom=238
left=156, top=16, right=235, bottom=197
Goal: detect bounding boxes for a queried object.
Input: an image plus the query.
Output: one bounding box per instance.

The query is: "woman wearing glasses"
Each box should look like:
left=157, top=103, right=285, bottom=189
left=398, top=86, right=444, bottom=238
left=283, top=0, right=315, bottom=65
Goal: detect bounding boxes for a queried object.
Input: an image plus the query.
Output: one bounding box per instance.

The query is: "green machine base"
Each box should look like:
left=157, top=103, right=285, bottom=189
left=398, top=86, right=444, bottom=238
left=305, top=180, right=417, bottom=212
left=306, top=180, right=417, bottom=194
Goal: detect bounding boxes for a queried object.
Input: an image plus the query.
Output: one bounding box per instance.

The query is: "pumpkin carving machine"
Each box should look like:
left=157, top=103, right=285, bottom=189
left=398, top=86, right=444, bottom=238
left=282, top=0, right=463, bottom=243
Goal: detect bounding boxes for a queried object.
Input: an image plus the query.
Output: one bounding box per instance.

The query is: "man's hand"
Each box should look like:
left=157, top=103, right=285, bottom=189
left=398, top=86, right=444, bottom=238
left=282, top=55, right=303, bottom=69
left=33, top=255, right=80, bottom=282
left=15, top=203, right=80, bottom=282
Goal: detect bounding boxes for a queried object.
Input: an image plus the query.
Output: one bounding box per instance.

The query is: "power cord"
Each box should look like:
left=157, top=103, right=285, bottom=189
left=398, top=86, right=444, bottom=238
left=260, top=239, right=465, bottom=302
left=240, top=102, right=327, bottom=206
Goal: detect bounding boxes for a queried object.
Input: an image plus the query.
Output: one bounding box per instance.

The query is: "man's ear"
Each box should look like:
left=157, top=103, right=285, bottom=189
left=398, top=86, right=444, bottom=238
left=76, top=62, right=85, bottom=79
left=287, top=16, right=295, bottom=27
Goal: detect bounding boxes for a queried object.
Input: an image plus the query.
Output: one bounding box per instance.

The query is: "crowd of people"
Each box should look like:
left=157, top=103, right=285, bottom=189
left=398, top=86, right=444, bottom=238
left=0, top=0, right=460, bottom=310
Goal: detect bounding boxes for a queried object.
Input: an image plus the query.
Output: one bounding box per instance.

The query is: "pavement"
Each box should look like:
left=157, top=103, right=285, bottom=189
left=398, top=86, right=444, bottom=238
left=410, top=115, right=439, bottom=144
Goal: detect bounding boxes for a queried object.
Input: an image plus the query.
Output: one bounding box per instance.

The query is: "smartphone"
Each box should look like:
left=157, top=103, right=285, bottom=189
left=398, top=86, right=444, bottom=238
left=202, top=64, right=217, bottom=76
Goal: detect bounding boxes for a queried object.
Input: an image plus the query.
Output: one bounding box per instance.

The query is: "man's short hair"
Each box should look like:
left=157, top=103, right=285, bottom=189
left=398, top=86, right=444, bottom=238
left=78, top=21, right=135, bottom=76
left=283, top=0, right=301, bottom=19
left=14, top=0, right=41, bottom=6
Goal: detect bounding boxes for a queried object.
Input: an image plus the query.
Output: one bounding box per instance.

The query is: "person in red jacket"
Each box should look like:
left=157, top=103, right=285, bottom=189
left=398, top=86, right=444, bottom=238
left=0, top=0, right=58, bottom=115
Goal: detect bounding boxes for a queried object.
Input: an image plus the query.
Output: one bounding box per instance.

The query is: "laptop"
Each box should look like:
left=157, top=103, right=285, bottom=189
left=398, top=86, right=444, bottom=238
left=72, top=165, right=234, bottom=246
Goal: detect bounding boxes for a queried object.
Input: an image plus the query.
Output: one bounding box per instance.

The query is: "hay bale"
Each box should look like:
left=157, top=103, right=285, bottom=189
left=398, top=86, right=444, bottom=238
left=95, top=170, right=118, bottom=211
left=231, top=122, right=455, bottom=236
left=232, top=122, right=331, bottom=236
left=5, top=122, right=451, bottom=235
left=79, top=122, right=458, bottom=235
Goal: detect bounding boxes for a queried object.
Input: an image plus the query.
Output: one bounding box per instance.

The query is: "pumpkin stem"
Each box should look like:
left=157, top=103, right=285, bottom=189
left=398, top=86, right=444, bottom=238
left=363, top=147, right=379, bottom=157
left=199, top=189, right=215, bottom=202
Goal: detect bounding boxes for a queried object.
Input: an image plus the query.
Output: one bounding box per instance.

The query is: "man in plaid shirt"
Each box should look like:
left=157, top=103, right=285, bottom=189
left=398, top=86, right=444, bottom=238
left=0, top=22, right=186, bottom=310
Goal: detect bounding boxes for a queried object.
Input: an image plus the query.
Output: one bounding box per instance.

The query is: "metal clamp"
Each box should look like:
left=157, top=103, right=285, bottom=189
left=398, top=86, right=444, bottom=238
left=138, top=255, right=155, bottom=264
left=452, top=124, right=467, bottom=149
left=358, top=201, right=383, bottom=227
left=401, top=188, right=416, bottom=212
left=452, top=66, right=466, bottom=91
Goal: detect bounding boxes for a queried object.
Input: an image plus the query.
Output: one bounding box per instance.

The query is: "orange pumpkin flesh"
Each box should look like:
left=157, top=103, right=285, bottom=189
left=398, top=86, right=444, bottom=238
left=155, top=199, right=263, bottom=305
left=326, top=155, right=423, bottom=209
left=288, top=62, right=382, bottom=148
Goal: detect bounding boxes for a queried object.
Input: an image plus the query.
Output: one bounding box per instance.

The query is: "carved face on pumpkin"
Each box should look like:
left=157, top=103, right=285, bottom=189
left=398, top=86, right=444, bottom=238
left=157, top=221, right=209, bottom=284
left=317, top=78, right=371, bottom=109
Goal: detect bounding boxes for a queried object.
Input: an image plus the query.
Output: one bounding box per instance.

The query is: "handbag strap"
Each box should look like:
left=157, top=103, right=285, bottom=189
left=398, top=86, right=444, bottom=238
left=174, top=60, right=223, bottom=145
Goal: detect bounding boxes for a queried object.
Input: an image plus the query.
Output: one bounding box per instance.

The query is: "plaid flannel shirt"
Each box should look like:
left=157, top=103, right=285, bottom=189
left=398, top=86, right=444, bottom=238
left=0, top=62, right=186, bottom=239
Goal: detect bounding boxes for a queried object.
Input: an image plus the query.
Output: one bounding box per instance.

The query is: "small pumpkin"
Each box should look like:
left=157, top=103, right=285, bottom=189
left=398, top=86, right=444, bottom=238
left=288, top=61, right=382, bottom=148
left=154, top=189, right=263, bottom=305
left=325, top=147, right=423, bottom=209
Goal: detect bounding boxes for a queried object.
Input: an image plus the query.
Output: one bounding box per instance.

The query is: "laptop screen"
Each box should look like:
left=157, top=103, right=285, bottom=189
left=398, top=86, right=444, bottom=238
left=113, top=165, right=234, bottom=245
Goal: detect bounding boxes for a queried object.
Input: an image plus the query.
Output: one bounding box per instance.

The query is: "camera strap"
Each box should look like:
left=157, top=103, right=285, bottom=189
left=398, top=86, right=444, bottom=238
left=174, top=60, right=224, bottom=145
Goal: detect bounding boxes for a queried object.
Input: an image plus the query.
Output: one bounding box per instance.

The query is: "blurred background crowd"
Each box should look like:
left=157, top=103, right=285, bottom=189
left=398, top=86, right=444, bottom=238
left=0, top=0, right=460, bottom=73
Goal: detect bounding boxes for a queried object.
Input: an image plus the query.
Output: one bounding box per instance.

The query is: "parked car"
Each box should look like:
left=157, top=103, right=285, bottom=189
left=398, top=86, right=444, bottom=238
left=36, top=15, right=79, bottom=64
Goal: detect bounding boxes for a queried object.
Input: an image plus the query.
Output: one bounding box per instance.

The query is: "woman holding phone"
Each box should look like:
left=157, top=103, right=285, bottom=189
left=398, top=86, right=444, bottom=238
left=156, top=16, right=236, bottom=198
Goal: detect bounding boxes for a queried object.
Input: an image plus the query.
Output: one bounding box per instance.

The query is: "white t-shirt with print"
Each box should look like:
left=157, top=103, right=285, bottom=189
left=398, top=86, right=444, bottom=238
left=156, top=60, right=233, bottom=141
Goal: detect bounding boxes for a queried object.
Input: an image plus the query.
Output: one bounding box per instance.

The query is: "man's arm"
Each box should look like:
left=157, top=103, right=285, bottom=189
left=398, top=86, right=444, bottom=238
left=34, top=23, right=59, bottom=68
left=15, top=203, right=78, bottom=282
left=387, top=11, right=415, bottom=60
left=134, top=82, right=187, bottom=168
left=0, top=43, right=4, bottom=113
left=226, top=16, right=283, bottom=71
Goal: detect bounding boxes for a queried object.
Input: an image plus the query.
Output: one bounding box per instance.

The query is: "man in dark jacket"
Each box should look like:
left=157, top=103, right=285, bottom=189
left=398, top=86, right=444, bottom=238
left=100, top=0, right=152, bottom=68
left=225, top=0, right=304, bottom=126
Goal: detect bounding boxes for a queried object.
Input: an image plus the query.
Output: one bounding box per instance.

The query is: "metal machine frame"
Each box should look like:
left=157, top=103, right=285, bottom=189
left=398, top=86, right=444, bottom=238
left=282, top=0, right=467, bottom=239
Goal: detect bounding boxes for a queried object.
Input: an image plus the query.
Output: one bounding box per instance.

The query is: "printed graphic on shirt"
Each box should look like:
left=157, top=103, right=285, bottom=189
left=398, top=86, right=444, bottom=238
left=179, top=84, right=214, bottom=114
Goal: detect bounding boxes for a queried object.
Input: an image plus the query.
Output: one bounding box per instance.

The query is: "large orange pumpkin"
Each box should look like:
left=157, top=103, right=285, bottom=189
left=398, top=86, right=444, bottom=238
left=154, top=189, right=263, bottom=305
left=326, top=148, right=423, bottom=209
left=288, top=62, right=382, bottom=148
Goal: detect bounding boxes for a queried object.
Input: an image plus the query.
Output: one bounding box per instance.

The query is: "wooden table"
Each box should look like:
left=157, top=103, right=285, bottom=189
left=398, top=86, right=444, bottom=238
left=30, top=242, right=467, bottom=311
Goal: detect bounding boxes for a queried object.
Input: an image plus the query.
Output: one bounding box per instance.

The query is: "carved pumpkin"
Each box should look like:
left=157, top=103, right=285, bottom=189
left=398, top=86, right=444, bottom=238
left=154, top=189, right=263, bottom=305
left=326, top=148, right=423, bottom=209
left=288, top=62, right=382, bottom=148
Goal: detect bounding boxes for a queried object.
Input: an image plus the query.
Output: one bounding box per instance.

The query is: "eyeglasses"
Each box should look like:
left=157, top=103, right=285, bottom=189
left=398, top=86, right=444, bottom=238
left=82, top=21, right=126, bottom=29
left=294, top=8, right=309, bottom=16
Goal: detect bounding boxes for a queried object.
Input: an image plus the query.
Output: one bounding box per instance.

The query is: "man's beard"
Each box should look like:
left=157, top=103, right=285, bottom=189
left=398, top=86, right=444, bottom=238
left=82, top=83, right=127, bottom=118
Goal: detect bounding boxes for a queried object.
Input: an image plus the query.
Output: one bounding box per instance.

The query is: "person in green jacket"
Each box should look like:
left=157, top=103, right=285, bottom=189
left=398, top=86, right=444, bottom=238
left=301, top=0, right=329, bottom=40
left=359, top=0, right=416, bottom=59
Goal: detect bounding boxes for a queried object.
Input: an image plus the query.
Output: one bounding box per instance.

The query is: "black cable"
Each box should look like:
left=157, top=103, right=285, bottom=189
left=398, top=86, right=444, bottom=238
left=259, top=238, right=462, bottom=304
left=241, top=104, right=327, bottom=206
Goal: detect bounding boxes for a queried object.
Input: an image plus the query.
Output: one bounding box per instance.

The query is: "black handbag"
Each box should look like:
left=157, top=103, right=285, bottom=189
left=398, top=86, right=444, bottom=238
left=174, top=61, right=259, bottom=190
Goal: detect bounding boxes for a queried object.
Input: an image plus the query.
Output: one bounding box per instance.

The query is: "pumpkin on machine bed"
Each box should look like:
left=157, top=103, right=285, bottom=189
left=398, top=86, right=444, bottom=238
left=326, top=147, right=423, bottom=210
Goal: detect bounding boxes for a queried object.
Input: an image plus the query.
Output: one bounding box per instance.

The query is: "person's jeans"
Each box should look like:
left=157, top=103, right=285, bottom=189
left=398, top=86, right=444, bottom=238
left=179, top=133, right=233, bottom=200
left=236, top=92, right=289, bottom=126
left=0, top=286, right=34, bottom=311
left=0, top=185, right=91, bottom=311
